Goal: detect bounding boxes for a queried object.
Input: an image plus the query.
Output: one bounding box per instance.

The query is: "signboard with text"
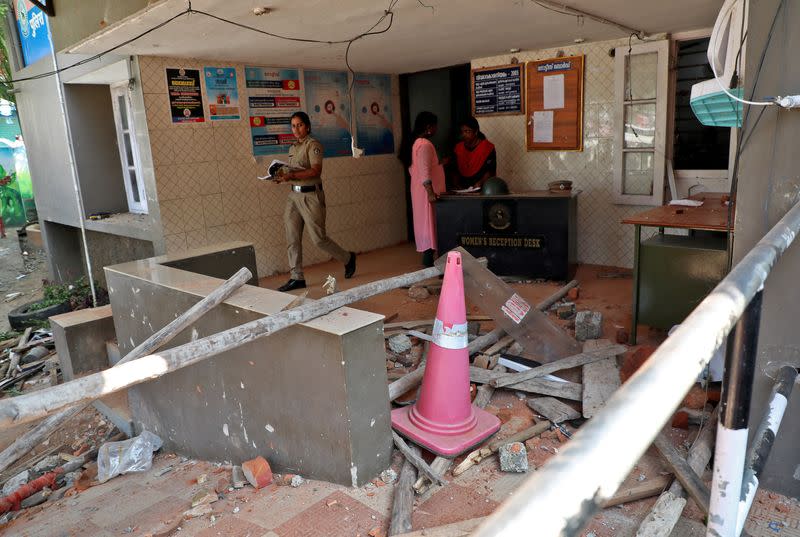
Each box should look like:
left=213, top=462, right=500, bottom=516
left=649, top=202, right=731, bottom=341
left=471, top=64, right=524, bottom=116
left=13, top=0, right=51, bottom=66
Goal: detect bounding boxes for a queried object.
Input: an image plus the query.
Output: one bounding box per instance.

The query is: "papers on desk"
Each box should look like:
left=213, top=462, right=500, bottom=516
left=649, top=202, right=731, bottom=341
left=669, top=199, right=704, bottom=207
left=454, top=186, right=481, bottom=193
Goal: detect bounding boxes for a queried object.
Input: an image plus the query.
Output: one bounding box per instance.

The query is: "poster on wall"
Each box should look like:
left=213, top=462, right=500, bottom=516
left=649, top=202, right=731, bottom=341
left=166, top=68, right=205, bottom=123
left=13, top=0, right=52, bottom=67
left=204, top=67, right=240, bottom=120
left=353, top=73, right=394, bottom=155
left=303, top=70, right=352, bottom=158
left=245, top=67, right=304, bottom=156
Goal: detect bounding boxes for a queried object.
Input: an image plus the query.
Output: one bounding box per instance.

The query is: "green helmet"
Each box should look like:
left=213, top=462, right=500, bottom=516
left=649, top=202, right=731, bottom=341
left=481, top=176, right=510, bottom=196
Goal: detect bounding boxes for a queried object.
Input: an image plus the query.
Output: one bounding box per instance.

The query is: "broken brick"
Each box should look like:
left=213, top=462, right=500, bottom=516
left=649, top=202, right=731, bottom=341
left=241, top=456, right=273, bottom=489
left=615, top=328, right=629, bottom=344
left=620, top=345, right=656, bottom=382
left=567, top=287, right=579, bottom=300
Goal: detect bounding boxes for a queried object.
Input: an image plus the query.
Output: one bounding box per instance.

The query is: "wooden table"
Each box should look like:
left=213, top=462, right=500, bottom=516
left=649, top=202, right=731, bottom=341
left=622, top=194, right=734, bottom=344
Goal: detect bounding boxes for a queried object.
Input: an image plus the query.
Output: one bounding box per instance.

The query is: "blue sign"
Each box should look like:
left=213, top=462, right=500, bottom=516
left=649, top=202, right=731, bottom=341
left=14, top=0, right=51, bottom=67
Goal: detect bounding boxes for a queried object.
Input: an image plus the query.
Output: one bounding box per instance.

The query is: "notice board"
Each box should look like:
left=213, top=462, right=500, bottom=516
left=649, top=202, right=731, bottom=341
left=471, top=64, right=524, bottom=116
left=525, top=55, right=584, bottom=151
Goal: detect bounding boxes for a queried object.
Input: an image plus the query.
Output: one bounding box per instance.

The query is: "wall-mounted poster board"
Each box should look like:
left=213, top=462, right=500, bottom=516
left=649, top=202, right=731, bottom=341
left=471, top=64, right=524, bottom=116
left=525, top=55, right=584, bottom=151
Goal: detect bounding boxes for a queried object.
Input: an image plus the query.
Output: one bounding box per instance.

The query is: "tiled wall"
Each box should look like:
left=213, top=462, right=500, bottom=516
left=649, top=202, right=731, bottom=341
left=137, top=56, right=407, bottom=278
left=473, top=38, right=656, bottom=268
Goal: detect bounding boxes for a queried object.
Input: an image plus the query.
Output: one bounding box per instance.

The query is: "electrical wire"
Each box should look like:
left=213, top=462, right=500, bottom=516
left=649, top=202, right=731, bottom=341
left=1, top=0, right=400, bottom=86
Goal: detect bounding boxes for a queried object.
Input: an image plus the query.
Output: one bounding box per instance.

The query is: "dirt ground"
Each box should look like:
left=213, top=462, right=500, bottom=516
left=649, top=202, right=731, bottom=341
left=0, top=232, right=48, bottom=334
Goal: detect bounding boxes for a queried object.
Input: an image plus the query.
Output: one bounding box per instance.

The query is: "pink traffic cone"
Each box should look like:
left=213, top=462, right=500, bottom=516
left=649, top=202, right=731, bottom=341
left=391, top=251, right=500, bottom=456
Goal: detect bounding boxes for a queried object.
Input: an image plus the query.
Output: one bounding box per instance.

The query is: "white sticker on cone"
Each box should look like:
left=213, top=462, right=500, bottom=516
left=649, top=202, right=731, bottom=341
left=501, top=293, right=531, bottom=324
left=432, top=319, right=469, bottom=349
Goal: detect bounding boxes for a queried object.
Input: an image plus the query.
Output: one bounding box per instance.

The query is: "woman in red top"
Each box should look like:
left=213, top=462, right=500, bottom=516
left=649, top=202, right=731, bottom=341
left=452, top=117, right=496, bottom=190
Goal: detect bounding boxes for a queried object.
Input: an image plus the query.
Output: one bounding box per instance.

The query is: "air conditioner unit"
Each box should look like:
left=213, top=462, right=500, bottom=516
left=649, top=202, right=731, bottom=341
left=690, top=0, right=745, bottom=127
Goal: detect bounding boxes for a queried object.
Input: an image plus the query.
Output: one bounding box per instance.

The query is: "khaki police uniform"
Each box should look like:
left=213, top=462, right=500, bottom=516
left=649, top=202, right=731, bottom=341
left=284, top=136, right=350, bottom=280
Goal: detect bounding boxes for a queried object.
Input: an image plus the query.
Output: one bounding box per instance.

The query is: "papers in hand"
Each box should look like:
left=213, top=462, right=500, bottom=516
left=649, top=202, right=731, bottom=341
left=669, top=199, right=704, bottom=207
left=453, top=185, right=481, bottom=194
left=257, top=160, right=305, bottom=181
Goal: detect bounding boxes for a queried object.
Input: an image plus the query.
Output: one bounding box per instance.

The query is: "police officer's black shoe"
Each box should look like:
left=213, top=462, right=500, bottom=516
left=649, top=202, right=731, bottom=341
left=344, top=252, right=356, bottom=279
left=277, top=279, right=306, bottom=292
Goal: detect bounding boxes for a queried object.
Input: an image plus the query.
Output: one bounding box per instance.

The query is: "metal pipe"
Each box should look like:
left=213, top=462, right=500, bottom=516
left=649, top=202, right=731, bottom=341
left=736, top=365, right=798, bottom=536
left=47, top=19, right=98, bottom=305
left=707, top=291, right=763, bottom=537
left=472, top=199, right=800, bottom=537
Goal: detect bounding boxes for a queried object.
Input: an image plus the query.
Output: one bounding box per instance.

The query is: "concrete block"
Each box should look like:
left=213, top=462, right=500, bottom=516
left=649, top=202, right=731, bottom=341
left=499, top=442, right=529, bottom=473
left=106, top=242, right=392, bottom=487
left=575, top=311, right=603, bottom=341
left=388, top=334, right=412, bottom=354
left=51, top=305, right=116, bottom=380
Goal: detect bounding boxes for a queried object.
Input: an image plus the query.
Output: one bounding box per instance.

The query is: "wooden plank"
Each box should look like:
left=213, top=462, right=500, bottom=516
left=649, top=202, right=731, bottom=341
left=636, top=491, right=689, bottom=537
left=492, top=344, right=626, bottom=388
left=527, top=397, right=580, bottom=423
left=470, top=367, right=582, bottom=401
left=392, top=431, right=446, bottom=486
left=389, top=444, right=418, bottom=536
left=581, top=340, right=622, bottom=418
left=653, top=434, right=710, bottom=515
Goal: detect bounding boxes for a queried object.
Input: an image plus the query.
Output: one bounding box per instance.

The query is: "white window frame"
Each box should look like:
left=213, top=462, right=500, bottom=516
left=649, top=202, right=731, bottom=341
left=110, top=83, right=148, bottom=214
left=613, top=39, right=669, bottom=206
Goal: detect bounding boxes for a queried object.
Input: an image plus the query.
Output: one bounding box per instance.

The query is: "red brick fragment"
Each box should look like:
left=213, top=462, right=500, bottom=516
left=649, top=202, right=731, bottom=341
left=672, top=411, right=689, bottom=429
left=241, top=456, right=273, bottom=489
left=615, top=328, right=629, bottom=344
left=620, top=345, right=656, bottom=382
left=567, top=287, right=579, bottom=300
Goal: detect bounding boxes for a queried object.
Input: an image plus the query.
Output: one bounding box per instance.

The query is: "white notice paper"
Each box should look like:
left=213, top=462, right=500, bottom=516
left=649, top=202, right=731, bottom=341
left=533, top=111, right=554, bottom=143
left=543, top=74, right=565, bottom=109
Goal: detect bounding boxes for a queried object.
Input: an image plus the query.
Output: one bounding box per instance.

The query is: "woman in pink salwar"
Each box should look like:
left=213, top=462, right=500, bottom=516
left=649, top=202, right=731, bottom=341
left=409, top=111, right=446, bottom=267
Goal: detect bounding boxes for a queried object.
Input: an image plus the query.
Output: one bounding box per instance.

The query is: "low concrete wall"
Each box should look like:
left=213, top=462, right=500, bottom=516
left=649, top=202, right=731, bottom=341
left=51, top=305, right=116, bottom=381
left=105, top=242, right=391, bottom=486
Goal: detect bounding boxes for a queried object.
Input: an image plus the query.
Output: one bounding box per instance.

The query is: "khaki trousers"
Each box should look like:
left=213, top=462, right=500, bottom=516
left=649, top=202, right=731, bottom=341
left=284, top=189, right=349, bottom=280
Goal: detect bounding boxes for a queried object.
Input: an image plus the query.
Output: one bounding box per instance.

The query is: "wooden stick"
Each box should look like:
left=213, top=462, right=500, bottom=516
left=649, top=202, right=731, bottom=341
left=491, top=344, right=626, bottom=388
left=452, top=421, right=551, bottom=476
left=394, top=474, right=673, bottom=537
left=652, top=433, right=710, bottom=515
left=636, top=410, right=718, bottom=536
left=392, top=431, right=446, bottom=486
left=0, top=266, right=443, bottom=429
left=389, top=444, right=419, bottom=536
left=0, top=267, right=253, bottom=472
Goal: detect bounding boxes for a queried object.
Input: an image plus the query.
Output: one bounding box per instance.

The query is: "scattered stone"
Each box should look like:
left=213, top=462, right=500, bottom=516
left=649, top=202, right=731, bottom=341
left=47, top=487, right=68, bottom=503
left=32, top=455, right=62, bottom=473
left=499, top=442, right=529, bottom=473
left=231, top=466, right=246, bottom=489
left=233, top=505, right=240, bottom=514
left=2, top=470, right=29, bottom=496
left=290, top=475, right=304, bottom=487
left=388, top=334, right=413, bottom=354
left=408, top=286, right=430, bottom=300
left=393, top=353, right=414, bottom=367
left=637, top=473, right=646, bottom=482
left=241, top=456, right=273, bottom=489
left=368, top=527, right=386, bottom=537
left=21, top=488, right=52, bottom=508
left=575, top=311, right=603, bottom=341
left=191, top=489, right=218, bottom=508
left=380, top=468, right=398, bottom=484
left=183, top=504, right=213, bottom=519
left=215, top=476, right=231, bottom=494
left=567, top=287, right=580, bottom=301
left=556, top=302, right=576, bottom=319
left=62, top=470, right=82, bottom=488
left=196, top=473, right=208, bottom=484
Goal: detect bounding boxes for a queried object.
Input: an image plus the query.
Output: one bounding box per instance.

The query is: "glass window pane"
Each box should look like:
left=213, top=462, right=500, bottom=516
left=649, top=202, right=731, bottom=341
left=123, top=133, right=134, bottom=166
left=623, top=151, right=654, bottom=195
left=624, top=104, right=656, bottom=148
left=128, top=169, right=140, bottom=203
left=625, top=52, right=658, bottom=100
left=117, top=95, right=128, bottom=130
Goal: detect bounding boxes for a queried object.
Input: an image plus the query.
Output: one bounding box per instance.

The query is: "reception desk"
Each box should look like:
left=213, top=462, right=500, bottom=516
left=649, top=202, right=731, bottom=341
left=435, top=191, right=578, bottom=280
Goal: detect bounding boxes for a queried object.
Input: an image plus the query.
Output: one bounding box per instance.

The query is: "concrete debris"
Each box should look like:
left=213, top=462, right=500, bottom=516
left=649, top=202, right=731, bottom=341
left=575, top=311, right=603, bottom=341
left=556, top=302, right=576, bottom=319
left=32, top=455, right=62, bottom=473
left=63, top=470, right=82, bottom=488
left=231, top=466, right=246, bottom=489
left=387, top=334, right=413, bottom=354
left=191, top=488, right=218, bottom=508
left=183, top=504, right=213, bottom=520
left=499, top=442, right=529, bottom=473
left=241, top=456, right=273, bottom=489
left=408, top=286, right=430, bottom=300
left=290, top=475, right=305, bottom=487
left=2, top=470, right=29, bottom=495
left=21, top=487, right=51, bottom=508
left=196, top=473, right=208, bottom=484
left=380, top=468, right=398, bottom=484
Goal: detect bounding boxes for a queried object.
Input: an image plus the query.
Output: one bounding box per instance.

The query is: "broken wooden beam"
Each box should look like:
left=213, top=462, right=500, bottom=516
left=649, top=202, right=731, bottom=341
left=527, top=397, right=581, bottom=424
left=392, top=431, right=446, bottom=486
left=581, top=340, right=622, bottom=419
left=452, top=420, right=551, bottom=476
left=389, top=444, right=419, bottom=536
left=652, top=433, right=711, bottom=516
left=470, top=367, right=583, bottom=401
left=0, top=267, right=254, bottom=472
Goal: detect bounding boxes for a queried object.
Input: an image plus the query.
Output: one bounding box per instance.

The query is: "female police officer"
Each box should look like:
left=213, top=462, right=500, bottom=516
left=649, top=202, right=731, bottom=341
left=275, top=111, right=355, bottom=292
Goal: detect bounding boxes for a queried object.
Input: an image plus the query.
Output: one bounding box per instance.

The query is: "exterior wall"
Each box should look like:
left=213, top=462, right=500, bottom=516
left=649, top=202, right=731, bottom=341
left=472, top=38, right=656, bottom=268
left=49, top=0, right=151, bottom=52
left=137, top=56, right=407, bottom=278
left=736, top=0, right=800, bottom=498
